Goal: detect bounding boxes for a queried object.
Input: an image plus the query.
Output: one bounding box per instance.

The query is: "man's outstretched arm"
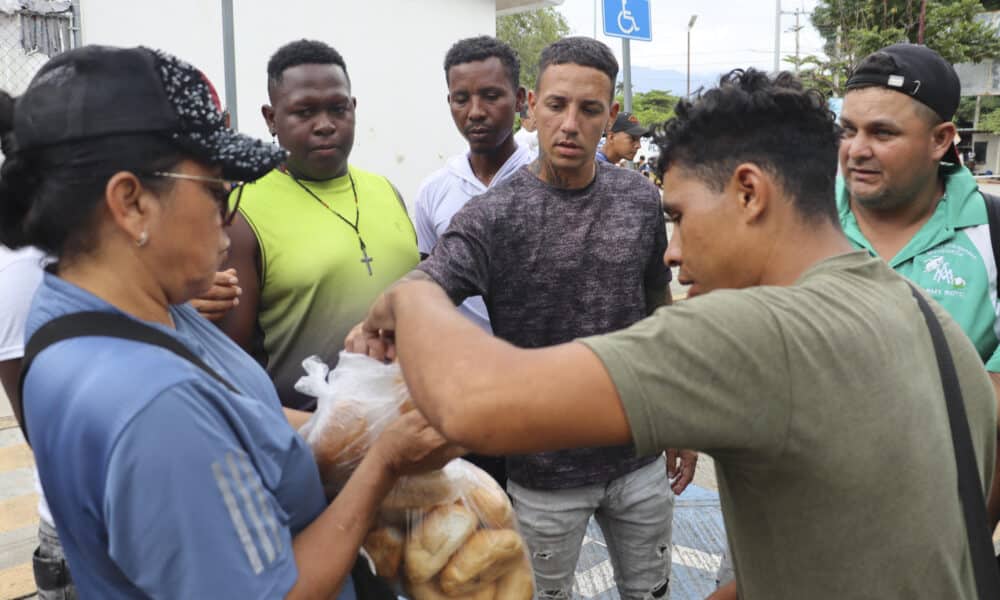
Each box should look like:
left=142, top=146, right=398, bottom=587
left=359, top=279, right=633, bottom=456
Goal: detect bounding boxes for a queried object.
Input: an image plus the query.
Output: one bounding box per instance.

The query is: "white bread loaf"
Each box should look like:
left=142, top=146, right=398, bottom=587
left=404, top=504, right=479, bottom=583
left=439, top=529, right=525, bottom=596
left=494, top=556, right=534, bottom=600
left=363, top=526, right=404, bottom=579
left=311, top=407, right=368, bottom=470
left=408, top=579, right=495, bottom=600
left=462, top=472, right=513, bottom=528
left=384, top=469, right=463, bottom=511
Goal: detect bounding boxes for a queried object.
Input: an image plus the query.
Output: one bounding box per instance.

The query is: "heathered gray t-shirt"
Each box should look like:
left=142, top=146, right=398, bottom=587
left=418, top=161, right=669, bottom=489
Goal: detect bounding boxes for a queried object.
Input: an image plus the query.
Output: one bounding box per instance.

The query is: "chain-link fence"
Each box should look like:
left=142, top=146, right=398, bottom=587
left=0, top=0, right=77, bottom=96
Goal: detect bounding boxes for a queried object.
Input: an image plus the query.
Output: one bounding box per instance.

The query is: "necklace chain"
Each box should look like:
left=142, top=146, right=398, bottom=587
left=287, top=170, right=375, bottom=276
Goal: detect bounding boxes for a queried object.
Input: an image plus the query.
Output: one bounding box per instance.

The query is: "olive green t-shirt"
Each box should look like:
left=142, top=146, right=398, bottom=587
left=582, top=251, right=996, bottom=600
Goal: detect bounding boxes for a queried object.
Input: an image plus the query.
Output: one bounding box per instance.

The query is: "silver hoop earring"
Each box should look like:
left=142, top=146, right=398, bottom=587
left=136, top=230, right=149, bottom=247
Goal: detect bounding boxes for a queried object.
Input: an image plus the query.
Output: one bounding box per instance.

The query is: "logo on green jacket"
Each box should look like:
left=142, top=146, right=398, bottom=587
left=924, top=255, right=967, bottom=289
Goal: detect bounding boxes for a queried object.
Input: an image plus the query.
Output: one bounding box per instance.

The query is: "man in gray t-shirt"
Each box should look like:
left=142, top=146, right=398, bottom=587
left=348, top=37, right=692, bottom=600
left=419, top=160, right=666, bottom=488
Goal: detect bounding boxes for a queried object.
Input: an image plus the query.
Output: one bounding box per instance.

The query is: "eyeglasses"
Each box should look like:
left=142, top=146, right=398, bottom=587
left=150, top=171, right=246, bottom=226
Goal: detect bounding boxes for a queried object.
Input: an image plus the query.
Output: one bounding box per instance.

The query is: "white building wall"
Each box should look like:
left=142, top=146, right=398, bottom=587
left=76, top=0, right=496, bottom=204
left=973, top=132, right=1000, bottom=175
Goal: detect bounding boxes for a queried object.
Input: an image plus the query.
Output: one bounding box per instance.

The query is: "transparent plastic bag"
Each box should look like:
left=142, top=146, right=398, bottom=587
left=296, top=352, right=411, bottom=496
left=296, top=353, right=534, bottom=599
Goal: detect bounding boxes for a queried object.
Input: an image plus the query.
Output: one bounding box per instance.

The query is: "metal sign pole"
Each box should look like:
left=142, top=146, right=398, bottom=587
left=622, top=38, right=632, bottom=113
left=774, top=0, right=781, bottom=73
left=221, top=0, right=238, bottom=130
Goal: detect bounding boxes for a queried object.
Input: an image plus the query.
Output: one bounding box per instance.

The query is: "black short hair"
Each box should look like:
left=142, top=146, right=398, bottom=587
left=536, top=37, right=618, bottom=99
left=847, top=52, right=941, bottom=126
left=267, top=39, right=349, bottom=89
left=444, top=36, right=520, bottom=90
left=654, top=69, right=841, bottom=225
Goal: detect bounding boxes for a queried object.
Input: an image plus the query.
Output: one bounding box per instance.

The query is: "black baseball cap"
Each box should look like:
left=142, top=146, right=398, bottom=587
left=611, top=112, right=651, bottom=137
left=14, top=45, right=285, bottom=181
left=846, top=43, right=961, bottom=164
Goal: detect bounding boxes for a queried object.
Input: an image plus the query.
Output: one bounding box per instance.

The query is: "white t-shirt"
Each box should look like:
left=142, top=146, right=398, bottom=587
left=0, top=245, right=45, bottom=360
left=512, top=128, right=538, bottom=156
left=0, top=245, right=53, bottom=526
left=413, top=143, right=534, bottom=332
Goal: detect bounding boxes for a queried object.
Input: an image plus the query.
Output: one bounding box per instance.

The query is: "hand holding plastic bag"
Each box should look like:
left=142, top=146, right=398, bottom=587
left=296, top=353, right=534, bottom=599
left=296, top=353, right=411, bottom=496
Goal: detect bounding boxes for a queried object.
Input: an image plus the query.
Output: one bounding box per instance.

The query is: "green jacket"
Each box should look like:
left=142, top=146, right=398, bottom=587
left=837, top=164, right=1000, bottom=371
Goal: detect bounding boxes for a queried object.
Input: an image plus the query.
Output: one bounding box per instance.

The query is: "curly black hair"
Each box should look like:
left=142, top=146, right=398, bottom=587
left=536, top=37, right=617, bottom=99
left=267, top=39, right=349, bottom=90
left=654, top=69, right=841, bottom=224
left=444, top=36, right=520, bottom=90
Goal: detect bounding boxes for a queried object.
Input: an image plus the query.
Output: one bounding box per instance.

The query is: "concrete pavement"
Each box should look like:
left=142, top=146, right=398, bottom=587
left=0, top=385, right=37, bottom=600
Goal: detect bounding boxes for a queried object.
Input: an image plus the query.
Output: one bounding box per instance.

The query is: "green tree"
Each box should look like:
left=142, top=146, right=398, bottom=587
left=977, top=106, right=1000, bottom=132
left=956, top=94, right=1000, bottom=125
left=806, top=0, right=1000, bottom=96
left=497, top=7, right=570, bottom=90
left=612, top=90, right=679, bottom=129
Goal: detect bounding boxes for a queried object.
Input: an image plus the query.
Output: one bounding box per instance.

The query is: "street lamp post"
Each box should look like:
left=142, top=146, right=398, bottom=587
left=687, top=14, right=698, bottom=97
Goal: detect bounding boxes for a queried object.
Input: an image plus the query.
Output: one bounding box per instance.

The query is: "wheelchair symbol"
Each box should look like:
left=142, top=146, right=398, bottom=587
left=617, top=0, right=639, bottom=34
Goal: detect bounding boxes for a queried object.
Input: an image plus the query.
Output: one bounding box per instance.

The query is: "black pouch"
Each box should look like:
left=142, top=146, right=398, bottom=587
left=32, top=545, right=72, bottom=591
left=350, top=555, right=397, bottom=600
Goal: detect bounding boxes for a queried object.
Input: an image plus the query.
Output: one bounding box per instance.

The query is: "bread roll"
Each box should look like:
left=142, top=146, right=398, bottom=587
left=384, top=470, right=462, bottom=511
left=376, top=505, right=413, bottom=529
left=494, top=557, right=534, bottom=600
left=409, top=579, right=495, bottom=600
left=440, top=529, right=525, bottom=596
left=464, top=479, right=513, bottom=528
left=363, top=526, right=404, bottom=579
left=312, top=408, right=368, bottom=468
left=310, top=408, right=369, bottom=492
left=404, top=504, right=479, bottom=583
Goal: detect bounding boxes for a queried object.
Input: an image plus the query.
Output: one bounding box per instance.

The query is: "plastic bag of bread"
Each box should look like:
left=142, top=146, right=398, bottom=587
left=295, top=353, right=534, bottom=598
left=365, top=458, right=534, bottom=600
left=295, top=352, right=412, bottom=496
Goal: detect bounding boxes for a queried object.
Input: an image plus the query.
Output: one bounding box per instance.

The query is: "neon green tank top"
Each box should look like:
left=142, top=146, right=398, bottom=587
left=238, top=165, right=418, bottom=408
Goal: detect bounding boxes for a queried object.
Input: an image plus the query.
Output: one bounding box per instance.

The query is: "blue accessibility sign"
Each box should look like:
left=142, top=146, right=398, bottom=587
left=603, top=0, right=652, bottom=42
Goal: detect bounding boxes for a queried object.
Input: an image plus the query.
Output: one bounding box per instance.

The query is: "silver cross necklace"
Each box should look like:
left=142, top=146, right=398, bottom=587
left=287, top=171, right=374, bottom=276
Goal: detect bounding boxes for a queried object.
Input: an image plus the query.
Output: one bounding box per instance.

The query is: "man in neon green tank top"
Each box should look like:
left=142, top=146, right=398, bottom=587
left=215, top=40, right=418, bottom=409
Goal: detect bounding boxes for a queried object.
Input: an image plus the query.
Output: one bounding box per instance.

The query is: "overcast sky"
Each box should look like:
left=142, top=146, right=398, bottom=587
left=555, top=0, right=828, bottom=76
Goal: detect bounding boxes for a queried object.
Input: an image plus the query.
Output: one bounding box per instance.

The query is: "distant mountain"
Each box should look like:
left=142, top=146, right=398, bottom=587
left=622, top=66, right=721, bottom=97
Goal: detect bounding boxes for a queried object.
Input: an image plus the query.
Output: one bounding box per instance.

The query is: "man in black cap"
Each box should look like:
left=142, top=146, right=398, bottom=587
left=838, top=42, right=1000, bottom=531
left=597, top=111, right=650, bottom=165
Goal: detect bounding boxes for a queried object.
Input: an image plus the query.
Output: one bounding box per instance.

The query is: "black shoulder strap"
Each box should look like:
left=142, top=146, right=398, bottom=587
left=16, top=311, right=239, bottom=446
left=909, top=284, right=1000, bottom=598
left=980, top=191, right=1000, bottom=302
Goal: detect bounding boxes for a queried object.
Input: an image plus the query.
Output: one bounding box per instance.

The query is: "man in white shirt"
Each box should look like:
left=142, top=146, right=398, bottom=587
left=513, top=108, right=538, bottom=156
left=414, top=36, right=534, bottom=334
left=412, top=36, right=534, bottom=486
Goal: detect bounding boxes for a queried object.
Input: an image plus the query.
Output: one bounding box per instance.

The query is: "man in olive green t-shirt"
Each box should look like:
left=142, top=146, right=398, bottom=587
left=350, top=70, right=997, bottom=599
